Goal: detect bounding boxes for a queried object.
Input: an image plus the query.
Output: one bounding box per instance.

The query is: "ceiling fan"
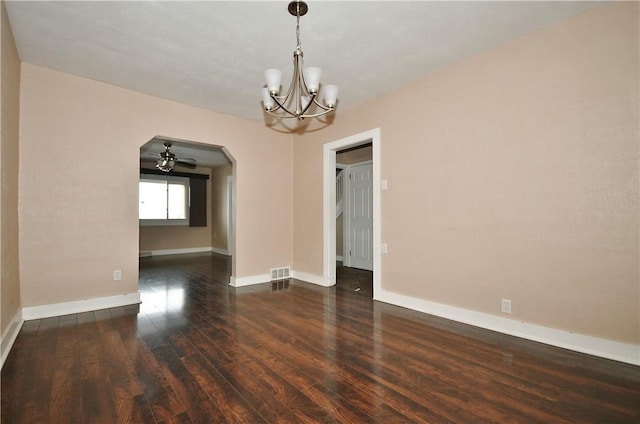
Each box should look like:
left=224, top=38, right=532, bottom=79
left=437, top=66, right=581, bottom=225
left=141, top=142, right=197, bottom=172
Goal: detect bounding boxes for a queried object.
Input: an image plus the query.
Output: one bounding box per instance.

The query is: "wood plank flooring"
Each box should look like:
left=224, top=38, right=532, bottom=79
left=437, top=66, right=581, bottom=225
left=335, top=262, right=373, bottom=297
left=2, top=252, right=638, bottom=423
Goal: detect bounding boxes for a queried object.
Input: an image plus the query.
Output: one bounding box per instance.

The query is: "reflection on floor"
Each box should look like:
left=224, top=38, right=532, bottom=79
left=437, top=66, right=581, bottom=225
left=3, top=252, right=638, bottom=423
left=336, top=261, right=373, bottom=297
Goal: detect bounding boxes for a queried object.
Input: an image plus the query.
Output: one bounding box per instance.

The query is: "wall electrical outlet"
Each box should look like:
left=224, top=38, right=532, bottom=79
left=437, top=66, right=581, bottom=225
left=113, top=270, right=122, bottom=281
left=381, top=243, right=388, bottom=254
left=501, top=298, right=512, bottom=314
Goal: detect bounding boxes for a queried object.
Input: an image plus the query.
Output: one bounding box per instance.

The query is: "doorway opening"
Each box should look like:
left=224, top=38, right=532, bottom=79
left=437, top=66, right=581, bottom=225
left=138, top=136, right=235, bottom=282
left=323, top=128, right=381, bottom=299
left=336, top=144, right=373, bottom=296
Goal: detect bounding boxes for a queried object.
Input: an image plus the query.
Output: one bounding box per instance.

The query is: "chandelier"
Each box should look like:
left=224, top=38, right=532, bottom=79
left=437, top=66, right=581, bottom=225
left=261, top=1, right=339, bottom=120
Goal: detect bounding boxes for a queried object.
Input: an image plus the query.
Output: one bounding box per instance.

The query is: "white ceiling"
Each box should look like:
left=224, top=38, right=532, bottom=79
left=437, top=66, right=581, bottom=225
left=5, top=1, right=604, bottom=161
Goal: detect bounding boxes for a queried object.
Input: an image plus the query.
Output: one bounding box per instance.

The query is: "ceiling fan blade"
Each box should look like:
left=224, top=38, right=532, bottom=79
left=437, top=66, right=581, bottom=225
left=174, top=160, right=197, bottom=169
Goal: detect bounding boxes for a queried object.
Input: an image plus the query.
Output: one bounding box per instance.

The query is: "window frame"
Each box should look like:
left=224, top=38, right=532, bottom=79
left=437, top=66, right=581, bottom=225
left=139, top=174, right=190, bottom=227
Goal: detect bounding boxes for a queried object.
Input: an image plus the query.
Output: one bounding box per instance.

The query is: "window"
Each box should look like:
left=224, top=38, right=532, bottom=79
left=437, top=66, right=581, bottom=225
left=139, top=174, right=190, bottom=226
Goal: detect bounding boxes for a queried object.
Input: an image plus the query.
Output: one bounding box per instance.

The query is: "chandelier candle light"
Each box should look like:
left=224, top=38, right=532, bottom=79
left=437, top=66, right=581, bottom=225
left=262, top=1, right=339, bottom=120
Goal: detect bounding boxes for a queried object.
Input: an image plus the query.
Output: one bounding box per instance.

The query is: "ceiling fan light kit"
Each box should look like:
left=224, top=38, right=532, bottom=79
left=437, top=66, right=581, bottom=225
left=156, top=144, right=176, bottom=172
left=261, top=1, right=339, bottom=120
left=153, top=142, right=197, bottom=173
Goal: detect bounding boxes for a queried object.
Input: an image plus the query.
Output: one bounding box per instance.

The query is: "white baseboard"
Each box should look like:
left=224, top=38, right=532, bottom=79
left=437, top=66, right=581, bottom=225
left=229, top=270, right=333, bottom=288
left=139, top=247, right=230, bottom=257
left=336, top=255, right=344, bottom=262
left=375, top=289, right=640, bottom=366
left=229, top=274, right=271, bottom=287
left=211, top=247, right=230, bottom=256
left=291, top=271, right=334, bottom=287
left=229, top=270, right=334, bottom=288
left=142, top=246, right=213, bottom=257
left=22, top=292, right=141, bottom=321
left=1, top=309, right=24, bottom=369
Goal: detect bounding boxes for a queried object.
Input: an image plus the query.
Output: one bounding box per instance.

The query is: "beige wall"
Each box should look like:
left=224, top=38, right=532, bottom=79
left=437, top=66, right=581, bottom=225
left=211, top=163, right=232, bottom=252
left=293, top=3, right=639, bottom=344
left=19, top=64, right=293, bottom=307
left=139, top=166, right=214, bottom=252
left=1, top=1, right=21, bottom=334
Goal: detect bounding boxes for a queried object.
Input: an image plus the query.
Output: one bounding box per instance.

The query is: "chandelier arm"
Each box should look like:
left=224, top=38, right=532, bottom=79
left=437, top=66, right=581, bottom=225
left=265, top=107, right=298, bottom=119
left=310, top=96, right=334, bottom=111
left=266, top=96, right=334, bottom=119
left=299, top=92, right=317, bottom=116
left=292, top=65, right=301, bottom=116
left=299, top=72, right=313, bottom=97
left=267, top=95, right=298, bottom=117
left=267, top=91, right=334, bottom=119
left=279, top=67, right=297, bottom=99
left=298, top=108, right=335, bottom=119
left=265, top=106, right=334, bottom=120
left=265, top=103, right=334, bottom=120
left=270, top=50, right=301, bottom=111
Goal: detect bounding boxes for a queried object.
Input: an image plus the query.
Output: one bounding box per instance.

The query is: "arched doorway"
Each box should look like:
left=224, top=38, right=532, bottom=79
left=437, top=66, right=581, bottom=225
left=138, top=136, right=235, bottom=284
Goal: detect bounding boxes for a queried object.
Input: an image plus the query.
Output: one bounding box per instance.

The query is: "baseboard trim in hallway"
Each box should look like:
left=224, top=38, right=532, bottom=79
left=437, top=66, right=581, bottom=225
left=230, top=271, right=331, bottom=288
left=140, top=246, right=226, bottom=257
left=291, top=271, right=332, bottom=287
left=375, top=289, right=640, bottom=366
left=21, top=292, right=141, bottom=321
left=0, top=309, right=23, bottom=369
left=229, top=274, right=270, bottom=287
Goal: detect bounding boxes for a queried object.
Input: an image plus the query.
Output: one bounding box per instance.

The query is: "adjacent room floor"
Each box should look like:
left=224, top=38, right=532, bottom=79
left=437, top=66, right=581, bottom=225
left=2, top=252, right=638, bottom=423
left=335, top=261, right=373, bottom=297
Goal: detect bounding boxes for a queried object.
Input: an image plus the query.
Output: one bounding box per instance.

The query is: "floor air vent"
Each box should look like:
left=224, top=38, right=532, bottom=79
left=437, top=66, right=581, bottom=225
left=270, top=266, right=291, bottom=281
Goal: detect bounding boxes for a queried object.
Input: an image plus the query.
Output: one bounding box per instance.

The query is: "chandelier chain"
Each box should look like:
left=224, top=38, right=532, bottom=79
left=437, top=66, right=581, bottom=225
left=296, top=12, right=301, bottom=50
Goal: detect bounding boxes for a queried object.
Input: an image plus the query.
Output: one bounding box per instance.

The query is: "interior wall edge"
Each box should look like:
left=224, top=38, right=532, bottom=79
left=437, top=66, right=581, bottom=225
left=291, top=270, right=333, bottom=287
left=229, top=274, right=271, bottom=287
left=210, top=247, right=230, bottom=256
left=0, top=307, right=23, bottom=369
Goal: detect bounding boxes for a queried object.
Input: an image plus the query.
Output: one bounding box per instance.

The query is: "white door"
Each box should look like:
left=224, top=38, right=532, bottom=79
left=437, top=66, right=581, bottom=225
left=347, top=163, right=373, bottom=271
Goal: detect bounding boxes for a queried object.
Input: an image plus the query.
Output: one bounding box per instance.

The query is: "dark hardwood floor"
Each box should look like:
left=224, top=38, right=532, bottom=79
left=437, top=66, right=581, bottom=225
left=335, top=262, right=373, bottom=297
left=2, top=252, right=638, bottom=423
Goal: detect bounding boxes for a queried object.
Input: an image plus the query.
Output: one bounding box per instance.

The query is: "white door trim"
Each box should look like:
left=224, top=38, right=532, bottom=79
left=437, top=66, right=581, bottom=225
left=323, top=128, right=381, bottom=295
left=226, top=175, right=234, bottom=255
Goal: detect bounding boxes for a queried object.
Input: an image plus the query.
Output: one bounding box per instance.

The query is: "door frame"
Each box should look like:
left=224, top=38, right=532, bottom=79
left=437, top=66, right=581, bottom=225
left=226, top=175, right=233, bottom=255
left=336, top=163, right=347, bottom=262
left=323, top=128, right=381, bottom=296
